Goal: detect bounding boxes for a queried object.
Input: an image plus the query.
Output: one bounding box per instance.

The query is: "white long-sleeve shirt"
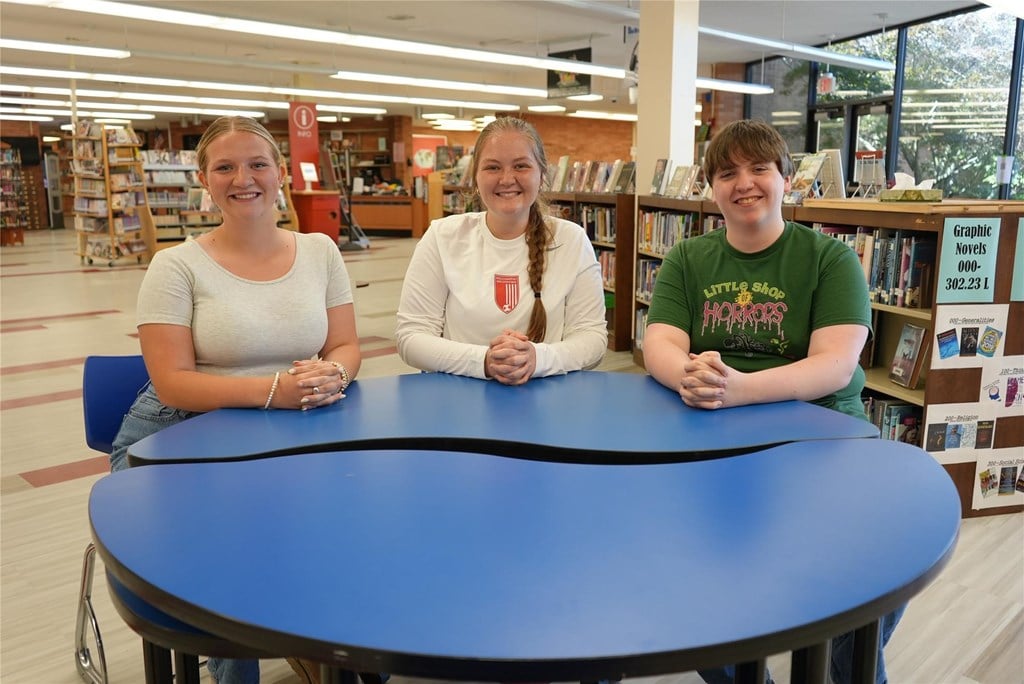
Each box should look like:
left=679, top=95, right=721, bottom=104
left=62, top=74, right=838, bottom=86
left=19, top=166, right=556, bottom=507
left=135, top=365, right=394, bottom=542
left=396, top=212, right=608, bottom=379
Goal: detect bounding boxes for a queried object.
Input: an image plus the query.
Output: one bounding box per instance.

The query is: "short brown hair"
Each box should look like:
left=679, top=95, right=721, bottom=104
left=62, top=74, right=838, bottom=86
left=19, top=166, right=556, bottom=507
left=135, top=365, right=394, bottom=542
left=703, top=119, right=793, bottom=184
left=195, top=116, right=283, bottom=173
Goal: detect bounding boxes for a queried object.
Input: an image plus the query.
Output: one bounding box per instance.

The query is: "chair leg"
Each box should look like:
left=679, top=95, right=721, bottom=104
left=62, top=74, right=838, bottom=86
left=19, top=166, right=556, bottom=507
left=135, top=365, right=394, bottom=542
left=173, top=651, right=202, bottom=684
left=75, top=543, right=109, bottom=684
left=142, top=639, right=174, bottom=684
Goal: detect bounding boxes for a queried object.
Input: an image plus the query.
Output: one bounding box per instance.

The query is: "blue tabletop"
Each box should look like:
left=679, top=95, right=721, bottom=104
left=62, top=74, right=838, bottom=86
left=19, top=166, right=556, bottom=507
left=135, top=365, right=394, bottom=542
left=93, top=439, right=959, bottom=680
left=128, top=371, right=878, bottom=465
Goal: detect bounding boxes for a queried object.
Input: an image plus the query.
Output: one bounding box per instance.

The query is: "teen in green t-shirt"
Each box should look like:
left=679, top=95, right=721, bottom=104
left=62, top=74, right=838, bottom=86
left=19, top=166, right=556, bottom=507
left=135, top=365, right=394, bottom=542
left=644, top=119, right=901, bottom=684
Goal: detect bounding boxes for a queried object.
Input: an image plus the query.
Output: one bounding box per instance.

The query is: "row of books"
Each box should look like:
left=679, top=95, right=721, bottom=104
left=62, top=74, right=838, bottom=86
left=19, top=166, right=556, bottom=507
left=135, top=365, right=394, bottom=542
left=146, top=169, right=200, bottom=186
left=636, top=209, right=702, bottom=256
left=549, top=157, right=636, bottom=195
left=105, top=127, right=143, bottom=146
left=111, top=170, right=145, bottom=190
left=649, top=160, right=709, bottom=200
left=864, top=398, right=923, bottom=446
left=596, top=249, right=616, bottom=290
left=141, top=149, right=198, bottom=167
left=634, top=307, right=649, bottom=350
left=635, top=258, right=662, bottom=304
left=816, top=224, right=937, bottom=309
left=74, top=215, right=108, bottom=233
left=579, top=205, right=617, bottom=244
left=147, top=190, right=190, bottom=208
left=84, top=236, right=148, bottom=260
left=75, top=178, right=106, bottom=196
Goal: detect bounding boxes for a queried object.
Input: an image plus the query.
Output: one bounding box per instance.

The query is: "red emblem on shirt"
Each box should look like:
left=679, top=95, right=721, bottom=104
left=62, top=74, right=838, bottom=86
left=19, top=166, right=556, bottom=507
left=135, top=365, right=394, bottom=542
left=494, top=274, right=520, bottom=314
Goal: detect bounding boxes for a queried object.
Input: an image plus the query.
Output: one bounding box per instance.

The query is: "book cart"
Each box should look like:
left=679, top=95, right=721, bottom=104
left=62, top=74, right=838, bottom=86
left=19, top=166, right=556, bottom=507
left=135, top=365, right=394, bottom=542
left=69, top=122, right=156, bottom=266
left=631, top=195, right=1023, bottom=518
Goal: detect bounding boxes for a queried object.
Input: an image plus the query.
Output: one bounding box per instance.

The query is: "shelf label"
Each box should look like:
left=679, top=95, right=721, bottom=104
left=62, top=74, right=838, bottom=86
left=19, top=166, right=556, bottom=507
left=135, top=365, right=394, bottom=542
left=936, top=217, right=999, bottom=304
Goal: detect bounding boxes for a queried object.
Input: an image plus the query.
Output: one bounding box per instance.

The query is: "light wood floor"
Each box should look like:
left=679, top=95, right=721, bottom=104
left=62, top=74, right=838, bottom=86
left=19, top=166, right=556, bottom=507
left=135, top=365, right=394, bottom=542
left=0, top=230, right=1020, bottom=684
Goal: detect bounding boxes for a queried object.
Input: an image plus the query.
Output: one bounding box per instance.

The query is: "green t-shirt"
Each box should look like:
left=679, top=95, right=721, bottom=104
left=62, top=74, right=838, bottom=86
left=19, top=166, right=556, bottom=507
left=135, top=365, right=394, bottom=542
left=646, top=221, right=872, bottom=418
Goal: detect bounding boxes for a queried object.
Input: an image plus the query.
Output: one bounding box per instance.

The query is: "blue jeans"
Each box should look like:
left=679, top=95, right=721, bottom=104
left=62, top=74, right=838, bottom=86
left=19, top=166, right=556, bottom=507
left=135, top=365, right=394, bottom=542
left=109, top=383, right=259, bottom=684
left=698, top=605, right=905, bottom=684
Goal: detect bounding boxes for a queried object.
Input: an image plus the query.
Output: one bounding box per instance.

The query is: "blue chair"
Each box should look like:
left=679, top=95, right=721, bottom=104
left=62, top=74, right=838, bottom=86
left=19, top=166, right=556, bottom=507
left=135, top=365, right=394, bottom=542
left=77, top=354, right=150, bottom=684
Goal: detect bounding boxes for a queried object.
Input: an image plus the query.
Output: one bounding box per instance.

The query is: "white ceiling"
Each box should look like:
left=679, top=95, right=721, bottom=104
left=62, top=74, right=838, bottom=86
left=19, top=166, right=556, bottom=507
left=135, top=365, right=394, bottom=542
left=0, top=0, right=980, bottom=130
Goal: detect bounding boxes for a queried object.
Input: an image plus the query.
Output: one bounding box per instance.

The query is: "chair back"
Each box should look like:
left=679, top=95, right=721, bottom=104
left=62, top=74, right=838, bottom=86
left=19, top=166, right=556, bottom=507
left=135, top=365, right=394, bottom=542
left=83, top=355, right=150, bottom=454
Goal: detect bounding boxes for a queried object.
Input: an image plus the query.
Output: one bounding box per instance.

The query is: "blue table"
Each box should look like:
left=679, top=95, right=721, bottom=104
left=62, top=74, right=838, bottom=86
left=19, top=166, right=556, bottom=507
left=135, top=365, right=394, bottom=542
left=92, top=439, right=960, bottom=683
left=128, top=371, right=878, bottom=466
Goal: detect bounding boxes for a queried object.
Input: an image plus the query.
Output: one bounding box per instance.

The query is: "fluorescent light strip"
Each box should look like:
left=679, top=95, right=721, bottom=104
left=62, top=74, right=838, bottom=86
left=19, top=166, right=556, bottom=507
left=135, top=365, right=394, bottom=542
left=699, top=26, right=895, bottom=71
left=0, top=96, right=264, bottom=118
left=0, top=38, right=130, bottom=59
left=0, top=66, right=513, bottom=112
left=0, top=113, right=53, bottom=121
left=695, top=77, right=773, bottom=95
left=0, top=85, right=386, bottom=115
left=4, top=0, right=626, bottom=78
left=0, top=107, right=154, bottom=120
left=567, top=94, right=604, bottom=102
left=567, top=111, right=638, bottom=122
left=332, top=71, right=545, bottom=98
left=528, top=105, right=567, bottom=113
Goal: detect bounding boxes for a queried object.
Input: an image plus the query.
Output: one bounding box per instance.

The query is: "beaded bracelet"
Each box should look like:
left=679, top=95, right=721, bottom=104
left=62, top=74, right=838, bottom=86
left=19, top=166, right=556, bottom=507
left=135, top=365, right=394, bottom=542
left=330, top=361, right=350, bottom=390
left=263, top=371, right=280, bottom=410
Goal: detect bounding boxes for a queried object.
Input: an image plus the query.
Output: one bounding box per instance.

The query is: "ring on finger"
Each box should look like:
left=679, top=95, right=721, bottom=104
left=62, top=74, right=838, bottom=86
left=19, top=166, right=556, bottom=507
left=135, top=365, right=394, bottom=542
left=313, top=386, right=319, bottom=395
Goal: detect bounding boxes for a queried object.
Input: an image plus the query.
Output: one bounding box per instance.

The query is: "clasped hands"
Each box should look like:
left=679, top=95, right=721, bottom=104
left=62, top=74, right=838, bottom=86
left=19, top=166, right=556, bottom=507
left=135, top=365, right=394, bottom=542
left=484, top=329, right=537, bottom=386
left=678, top=350, right=734, bottom=409
left=283, top=358, right=347, bottom=410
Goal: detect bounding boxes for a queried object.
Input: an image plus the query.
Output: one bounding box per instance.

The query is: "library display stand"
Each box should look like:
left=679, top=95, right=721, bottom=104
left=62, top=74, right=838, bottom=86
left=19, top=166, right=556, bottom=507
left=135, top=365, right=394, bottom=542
left=1, top=146, right=29, bottom=246
left=631, top=194, right=1023, bottom=518
left=142, top=150, right=202, bottom=250
left=69, top=122, right=155, bottom=266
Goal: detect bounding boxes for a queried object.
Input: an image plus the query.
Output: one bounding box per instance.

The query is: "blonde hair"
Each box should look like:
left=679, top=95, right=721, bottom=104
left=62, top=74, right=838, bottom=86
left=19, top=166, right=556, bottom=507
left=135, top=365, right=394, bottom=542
left=703, top=119, right=794, bottom=184
left=195, top=116, right=283, bottom=173
left=470, top=116, right=552, bottom=342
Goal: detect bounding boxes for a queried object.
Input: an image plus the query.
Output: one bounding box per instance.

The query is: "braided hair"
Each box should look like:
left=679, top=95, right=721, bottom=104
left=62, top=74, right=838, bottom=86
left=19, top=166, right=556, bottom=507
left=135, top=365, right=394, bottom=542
left=469, top=117, right=552, bottom=342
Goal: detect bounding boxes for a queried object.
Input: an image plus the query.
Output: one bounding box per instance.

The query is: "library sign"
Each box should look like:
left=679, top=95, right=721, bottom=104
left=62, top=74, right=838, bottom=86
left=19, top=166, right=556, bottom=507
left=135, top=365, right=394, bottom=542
left=936, top=217, right=1000, bottom=303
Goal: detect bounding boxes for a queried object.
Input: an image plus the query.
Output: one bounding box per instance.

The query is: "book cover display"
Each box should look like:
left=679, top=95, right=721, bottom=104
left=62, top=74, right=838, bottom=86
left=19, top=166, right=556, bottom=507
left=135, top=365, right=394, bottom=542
left=889, top=323, right=928, bottom=389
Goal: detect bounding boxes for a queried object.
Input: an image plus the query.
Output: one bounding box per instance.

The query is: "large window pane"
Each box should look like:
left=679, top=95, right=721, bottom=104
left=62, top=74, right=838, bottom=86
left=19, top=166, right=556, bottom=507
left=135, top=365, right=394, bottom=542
left=898, top=7, right=1015, bottom=198
left=748, top=57, right=808, bottom=153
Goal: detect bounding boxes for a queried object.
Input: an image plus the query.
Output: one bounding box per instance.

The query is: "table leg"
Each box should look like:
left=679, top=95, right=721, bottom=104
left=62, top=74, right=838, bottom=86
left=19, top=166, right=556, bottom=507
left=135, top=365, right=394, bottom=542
left=791, top=641, right=830, bottom=684
left=851, top=620, right=880, bottom=684
left=321, top=665, right=359, bottom=684
left=734, top=658, right=766, bottom=684
left=141, top=639, right=173, bottom=684
left=173, top=651, right=202, bottom=684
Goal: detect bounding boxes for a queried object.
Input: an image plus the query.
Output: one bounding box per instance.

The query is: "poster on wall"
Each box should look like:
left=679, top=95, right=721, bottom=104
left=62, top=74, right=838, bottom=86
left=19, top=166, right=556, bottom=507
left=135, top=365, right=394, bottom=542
left=972, top=449, right=1024, bottom=510
left=923, top=401, right=997, bottom=465
left=930, top=303, right=1008, bottom=370
left=547, top=47, right=592, bottom=98
left=411, top=134, right=447, bottom=178
left=935, top=217, right=1000, bottom=304
left=979, top=355, right=1024, bottom=417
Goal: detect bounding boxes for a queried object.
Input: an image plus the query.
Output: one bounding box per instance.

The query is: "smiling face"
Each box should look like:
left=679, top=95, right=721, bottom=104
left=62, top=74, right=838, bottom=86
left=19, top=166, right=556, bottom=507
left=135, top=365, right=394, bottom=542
left=474, top=130, right=543, bottom=230
left=711, top=155, right=791, bottom=233
left=197, top=130, right=284, bottom=223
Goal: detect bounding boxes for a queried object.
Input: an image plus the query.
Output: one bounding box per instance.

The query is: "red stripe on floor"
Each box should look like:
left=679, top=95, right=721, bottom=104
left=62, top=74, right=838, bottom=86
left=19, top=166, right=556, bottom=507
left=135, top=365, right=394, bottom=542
left=1, top=357, right=87, bottom=375
left=0, top=325, right=47, bottom=333
left=20, top=455, right=109, bottom=488
left=1, top=388, right=82, bottom=410
left=0, top=309, right=120, bottom=325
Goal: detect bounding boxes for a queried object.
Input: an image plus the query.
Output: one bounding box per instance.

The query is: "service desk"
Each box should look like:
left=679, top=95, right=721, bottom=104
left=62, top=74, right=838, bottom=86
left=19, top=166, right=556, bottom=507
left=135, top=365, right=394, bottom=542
left=92, top=440, right=960, bottom=684
left=349, top=195, right=427, bottom=237
left=291, top=189, right=341, bottom=242
left=128, top=371, right=879, bottom=466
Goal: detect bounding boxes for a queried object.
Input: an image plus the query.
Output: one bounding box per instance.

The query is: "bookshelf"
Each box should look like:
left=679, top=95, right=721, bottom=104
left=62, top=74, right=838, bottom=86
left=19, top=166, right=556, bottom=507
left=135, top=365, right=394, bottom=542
left=635, top=196, right=1024, bottom=519
left=324, top=127, right=394, bottom=190
left=69, top=122, right=156, bottom=266
left=142, top=150, right=202, bottom=248
left=0, top=146, right=29, bottom=246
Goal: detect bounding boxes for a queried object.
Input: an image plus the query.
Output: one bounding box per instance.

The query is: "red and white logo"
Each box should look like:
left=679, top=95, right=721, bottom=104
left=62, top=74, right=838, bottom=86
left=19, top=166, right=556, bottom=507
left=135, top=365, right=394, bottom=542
left=494, top=275, right=520, bottom=314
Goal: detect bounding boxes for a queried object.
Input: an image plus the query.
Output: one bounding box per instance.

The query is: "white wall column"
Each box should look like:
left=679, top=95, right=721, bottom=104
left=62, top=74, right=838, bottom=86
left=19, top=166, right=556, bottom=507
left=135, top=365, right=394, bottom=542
left=636, top=0, right=699, bottom=191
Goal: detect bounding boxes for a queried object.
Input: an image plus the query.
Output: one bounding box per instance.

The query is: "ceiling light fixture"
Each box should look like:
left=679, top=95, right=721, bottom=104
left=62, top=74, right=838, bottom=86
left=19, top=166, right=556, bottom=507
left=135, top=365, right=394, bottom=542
left=5, top=0, right=627, bottom=78
left=1, top=66, right=516, bottom=112
left=567, top=111, right=639, bottom=122
left=331, top=71, right=545, bottom=98
left=695, top=77, right=774, bottom=95
left=567, top=94, right=604, bottom=102
left=528, top=105, right=567, bottom=113
left=698, top=26, right=895, bottom=71
left=0, top=38, right=130, bottom=59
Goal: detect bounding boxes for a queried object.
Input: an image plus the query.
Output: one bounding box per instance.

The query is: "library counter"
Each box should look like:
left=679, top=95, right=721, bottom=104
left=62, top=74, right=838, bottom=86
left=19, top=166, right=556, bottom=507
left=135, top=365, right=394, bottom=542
left=127, top=371, right=879, bottom=466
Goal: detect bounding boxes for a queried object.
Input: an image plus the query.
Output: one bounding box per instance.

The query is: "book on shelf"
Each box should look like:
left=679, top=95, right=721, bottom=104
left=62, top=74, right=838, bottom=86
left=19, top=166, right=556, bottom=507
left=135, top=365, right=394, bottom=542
left=601, top=159, right=623, bottom=193
left=889, top=322, right=928, bottom=389
left=662, top=165, right=690, bottom=198
left=789, top=152, right=827, bottom=198
left=677, top=165, right=701, bottom=198
left=613, top=162, right=636, bottom=194
left=581, top=161, right=600, bottom=194
left=550, top=155, right=570, bottom=193
left=904, top=238, right=936, bottom=308
left=591, top=161, right=610, bottom=193
left=649, top=158, right=670, bottom=195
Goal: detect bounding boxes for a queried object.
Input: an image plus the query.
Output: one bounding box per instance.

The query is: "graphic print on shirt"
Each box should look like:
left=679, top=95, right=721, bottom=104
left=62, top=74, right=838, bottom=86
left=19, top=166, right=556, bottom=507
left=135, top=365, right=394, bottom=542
left=701, top=280, right=789, bottom=357
left=494, top=274, right=520, bottom=314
